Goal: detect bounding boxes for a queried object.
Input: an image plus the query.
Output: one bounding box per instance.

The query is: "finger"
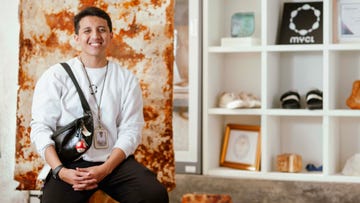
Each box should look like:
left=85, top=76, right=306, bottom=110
left=72, top=183, right=86, bottom=191
left=73, top=183, right=94, bottom=190
left=73, top=175, right=90, bottom=182
left=76, top=167, right=89, bottom=172
left=85, top=183, right=98, bottom=190
left=74, top=170, right=91, bottom=177
left=75, top=178, right=98, bottom=185
left=73, top=183, right=98, bottom=191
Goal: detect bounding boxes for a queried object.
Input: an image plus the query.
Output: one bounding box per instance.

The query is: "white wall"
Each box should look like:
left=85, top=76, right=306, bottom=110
left=0, top=0, right=29, bottom=202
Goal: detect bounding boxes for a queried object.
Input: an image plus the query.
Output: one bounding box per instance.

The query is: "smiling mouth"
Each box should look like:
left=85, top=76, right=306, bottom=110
left=89, top=42, right=102, bottom=47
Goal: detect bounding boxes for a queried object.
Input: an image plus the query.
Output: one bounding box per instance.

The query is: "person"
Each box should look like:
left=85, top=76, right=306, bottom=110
left=30, top=6, right=169, bottom=203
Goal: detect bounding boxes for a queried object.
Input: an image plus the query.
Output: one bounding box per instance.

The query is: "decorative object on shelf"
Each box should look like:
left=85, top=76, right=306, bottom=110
left=218, top=92, right=244, bottom=109
left=218, top=92, right=261, bottom=109
left=238, top=92, right=261, bottom=108
left=280, top=90, right=301, bottom=109
left=224, top=12, right=258, bottom=47
left=276, top=153, right=302, bottom=173
left=337, top=0, right=360, bottom=42
left=221, top=37, right=260, bottom=47
left=280, top=89, right=323, bottom=109
left=278, top=2, right=323, bottom=44
left=231, top=12, right=255, bottom=37
left=346, top=80, right=360, bottom=109
left=342, top=153, right=360, bottom=176
left=305, top=163, right=323, bottom=172
left=220, top=124, right=261, bottom=171
left=306, top=89, right=323, bottom=110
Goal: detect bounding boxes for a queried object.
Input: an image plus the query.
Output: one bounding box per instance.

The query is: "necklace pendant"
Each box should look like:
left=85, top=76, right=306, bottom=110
left=89, top=84, right=98, bottom=95
left=94, top=126, right=109, bottom=149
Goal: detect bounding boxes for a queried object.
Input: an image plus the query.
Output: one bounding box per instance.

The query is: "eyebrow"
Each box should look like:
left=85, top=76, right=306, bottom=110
left=81, top=25, right=107, bottom=30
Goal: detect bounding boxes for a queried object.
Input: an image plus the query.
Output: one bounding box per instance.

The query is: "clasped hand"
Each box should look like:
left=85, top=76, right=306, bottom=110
left=59, top=165, right=109, bottom=191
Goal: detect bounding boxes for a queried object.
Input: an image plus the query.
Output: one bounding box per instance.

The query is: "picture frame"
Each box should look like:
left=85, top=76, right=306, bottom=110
left=220, top=124, right=261, bottom=171
left=337, top=0, right=360, bottom=42
left=277, top=2, right=323, bottom=44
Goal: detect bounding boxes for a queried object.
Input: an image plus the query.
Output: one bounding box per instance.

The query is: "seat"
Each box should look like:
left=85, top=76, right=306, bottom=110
left=88, top=190, right=118, bottom=203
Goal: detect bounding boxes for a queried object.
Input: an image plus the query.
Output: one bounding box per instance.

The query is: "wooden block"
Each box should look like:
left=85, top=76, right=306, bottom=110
left=88, top=190, right=119, bottom=203
left=181, top=193, right=233, bottom=203
left=277, top=153, right=302, bottom=172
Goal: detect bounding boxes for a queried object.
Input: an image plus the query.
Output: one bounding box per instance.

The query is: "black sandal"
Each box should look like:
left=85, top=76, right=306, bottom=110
left=306, top=89, right=323, bottom=110
left=280, top=90, right=301, bottom=109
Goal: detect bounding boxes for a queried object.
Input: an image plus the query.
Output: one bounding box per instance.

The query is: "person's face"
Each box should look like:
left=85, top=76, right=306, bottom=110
left=74, top=16, right=113, bottom=58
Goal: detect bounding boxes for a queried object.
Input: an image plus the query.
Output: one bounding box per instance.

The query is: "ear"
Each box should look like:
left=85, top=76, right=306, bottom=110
left=74, top=34, right=79, bottom=42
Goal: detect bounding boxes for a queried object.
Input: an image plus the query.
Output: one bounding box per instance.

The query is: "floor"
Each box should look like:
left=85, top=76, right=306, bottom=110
left=169, top=174, right=360, bottom=203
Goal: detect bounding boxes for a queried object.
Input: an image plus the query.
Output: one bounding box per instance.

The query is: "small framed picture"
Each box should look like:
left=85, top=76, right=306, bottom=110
left=220, top=124, right=261, bottom=171
left=338, top=0, right=360, bottom=42
left=277, top=2, right=323, bottom=44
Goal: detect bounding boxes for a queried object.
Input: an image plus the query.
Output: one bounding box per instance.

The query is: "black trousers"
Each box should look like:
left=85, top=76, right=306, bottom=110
left=41, top=156, right=169, bottom=203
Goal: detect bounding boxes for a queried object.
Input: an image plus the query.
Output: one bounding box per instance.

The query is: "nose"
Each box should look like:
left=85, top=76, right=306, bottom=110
left=91, top=30, right=101, bottom=39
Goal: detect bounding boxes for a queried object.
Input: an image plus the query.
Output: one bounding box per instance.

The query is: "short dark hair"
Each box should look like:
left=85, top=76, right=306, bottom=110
left=74, top=6, right=112, bottom=34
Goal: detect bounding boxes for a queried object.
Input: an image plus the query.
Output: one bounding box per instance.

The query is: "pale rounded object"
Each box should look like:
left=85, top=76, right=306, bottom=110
left=218, top=92, right=244, bottom=109
left=342, top=153, right=360, bottom=176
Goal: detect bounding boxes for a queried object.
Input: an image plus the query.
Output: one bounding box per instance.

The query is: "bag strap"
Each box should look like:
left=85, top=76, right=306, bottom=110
left=60, top=62, right=92, bottom=115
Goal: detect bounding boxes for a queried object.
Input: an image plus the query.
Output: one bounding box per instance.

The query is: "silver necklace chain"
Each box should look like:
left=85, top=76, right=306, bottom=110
left=79, top=57, right=109, bottom=128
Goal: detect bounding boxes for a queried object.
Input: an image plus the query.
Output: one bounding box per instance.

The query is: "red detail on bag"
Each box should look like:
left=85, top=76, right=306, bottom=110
left=75, top=140, right=87, bottom=153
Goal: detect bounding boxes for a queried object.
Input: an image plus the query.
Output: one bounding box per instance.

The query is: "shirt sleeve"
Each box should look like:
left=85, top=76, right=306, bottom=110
left=114, top=72, right=145, bottom=157
left=30, top=67, right=63, bottom=159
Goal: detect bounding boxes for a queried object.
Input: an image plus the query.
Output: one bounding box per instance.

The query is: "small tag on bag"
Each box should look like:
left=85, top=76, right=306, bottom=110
left=81, top=124, right=92, bottom=136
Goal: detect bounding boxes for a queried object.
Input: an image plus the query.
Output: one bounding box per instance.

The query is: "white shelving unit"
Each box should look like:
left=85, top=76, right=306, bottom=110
left=203, top=0, right=360, bottom=183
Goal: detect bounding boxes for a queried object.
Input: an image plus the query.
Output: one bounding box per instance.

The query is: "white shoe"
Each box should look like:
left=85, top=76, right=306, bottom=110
left=239, top=92, right=261, bottom=108
left=218, top=92, right=245, bottom=109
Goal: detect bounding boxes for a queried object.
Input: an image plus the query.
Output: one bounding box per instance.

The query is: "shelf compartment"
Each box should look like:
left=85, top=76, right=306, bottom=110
left=206, top=52, right=261, bottom=109
left=266, top=0, right=326, bottom=46
left=329, top=50, right=360, bottom=110
left=328, top=117, right=360, bottom=176
left=203, top=115, right=261, bottom=173
left=205, top=0, right=262, bottom=47
left=266, top=51, right=324, bottom=109
left=266, top=116, right=323, bottom=174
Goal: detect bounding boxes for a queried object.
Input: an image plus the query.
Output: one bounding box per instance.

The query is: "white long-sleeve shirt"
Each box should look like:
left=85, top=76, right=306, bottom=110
left=30, top=57, right=144, bottom=162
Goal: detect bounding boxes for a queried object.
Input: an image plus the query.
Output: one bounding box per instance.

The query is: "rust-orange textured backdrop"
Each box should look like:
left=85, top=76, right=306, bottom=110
left=15, top=0, right=175, bottom=191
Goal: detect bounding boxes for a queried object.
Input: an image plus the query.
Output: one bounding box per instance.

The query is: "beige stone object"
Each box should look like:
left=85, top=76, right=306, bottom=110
left=277, top=153, right=302, bottom=173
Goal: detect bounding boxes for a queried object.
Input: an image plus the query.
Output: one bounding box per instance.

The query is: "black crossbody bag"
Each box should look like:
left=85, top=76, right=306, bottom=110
left=51, top=63, right=94, bottom=164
